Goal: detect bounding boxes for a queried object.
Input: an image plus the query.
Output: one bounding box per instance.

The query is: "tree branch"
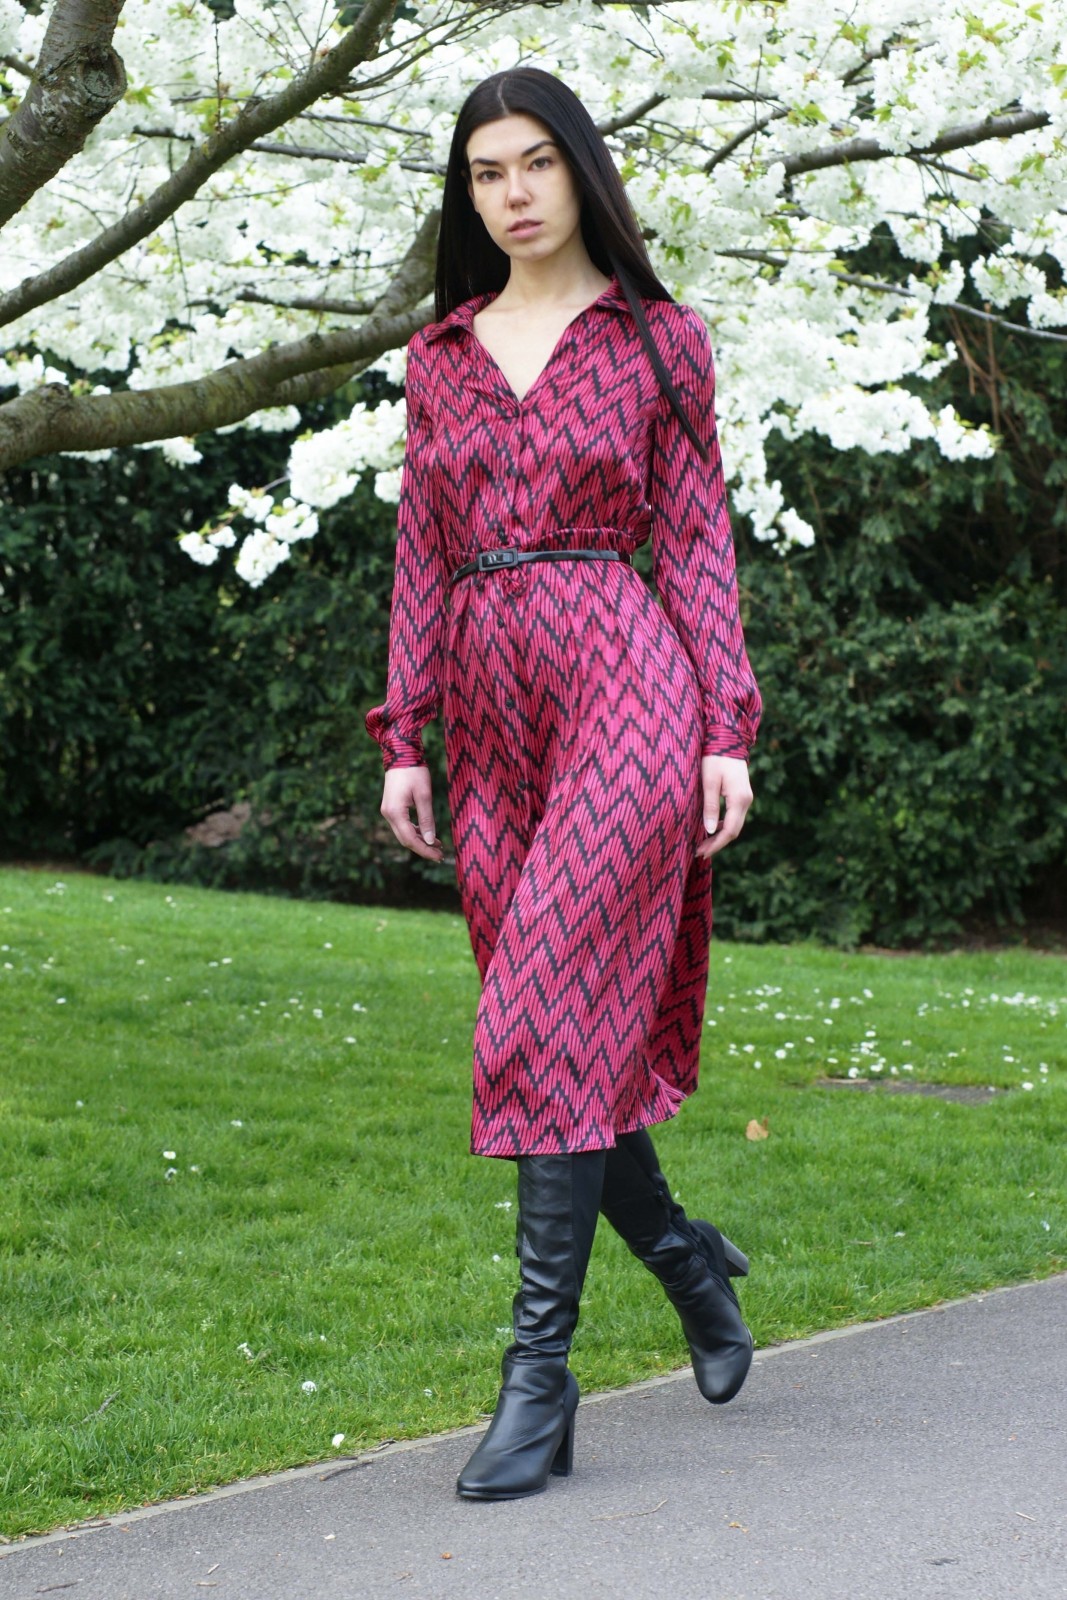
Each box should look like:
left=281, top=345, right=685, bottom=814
left=0, top=208, right=439, bottom=468
left=713, top=248, right=1067, bottom=344
left=1, top=53, right=33, bottom=79
left=130, top=125, right=441, bottom=175
left=781, top=108, right=1050, bottom=177
left=0, top=0, right=398, bottom=330
left=216, top=289, right=377, bottom=316
left=0, top=0, right=127, bottom=231
left=704, top=105, right=790, bottom=174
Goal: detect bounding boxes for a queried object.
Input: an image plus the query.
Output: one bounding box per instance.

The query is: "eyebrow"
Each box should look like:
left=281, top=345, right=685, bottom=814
left=468, top=139, right=557, bottom=168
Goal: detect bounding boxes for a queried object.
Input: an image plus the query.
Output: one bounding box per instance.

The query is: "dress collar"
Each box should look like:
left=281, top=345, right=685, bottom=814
left=422, top=272, right=632, bottom=344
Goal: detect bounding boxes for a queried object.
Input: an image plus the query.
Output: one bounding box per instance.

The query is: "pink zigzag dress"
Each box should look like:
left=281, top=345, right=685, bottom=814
left=365, top=274, right=761, bottom=1159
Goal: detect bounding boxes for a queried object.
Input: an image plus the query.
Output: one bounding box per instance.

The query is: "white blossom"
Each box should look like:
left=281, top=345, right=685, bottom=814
left=2, top=0, right=1061, bottom=573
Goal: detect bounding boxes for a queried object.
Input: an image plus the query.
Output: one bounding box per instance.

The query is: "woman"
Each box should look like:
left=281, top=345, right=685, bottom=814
left=365, top=67, right=762, bottom=1502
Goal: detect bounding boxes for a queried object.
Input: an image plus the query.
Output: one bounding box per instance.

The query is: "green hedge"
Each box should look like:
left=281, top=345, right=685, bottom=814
left=2, top=310, right=1064, bottom=945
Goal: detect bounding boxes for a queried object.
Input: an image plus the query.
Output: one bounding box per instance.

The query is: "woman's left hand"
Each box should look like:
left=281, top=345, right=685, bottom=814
left=695, top=754, right=754, bottom=860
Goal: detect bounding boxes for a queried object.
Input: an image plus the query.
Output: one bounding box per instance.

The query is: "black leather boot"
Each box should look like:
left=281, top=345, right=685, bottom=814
left=600, top=1128, right=753, bottom=1404
left=456, top=1150, right=606, bottom=1501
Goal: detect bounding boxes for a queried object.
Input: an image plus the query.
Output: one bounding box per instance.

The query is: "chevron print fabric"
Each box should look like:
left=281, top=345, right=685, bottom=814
left=365, top=273, right=761, bottom=1158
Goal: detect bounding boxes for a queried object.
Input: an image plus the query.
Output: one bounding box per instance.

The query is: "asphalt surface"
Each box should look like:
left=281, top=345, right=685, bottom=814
left=2, top=1275, right=1064, bottom=1600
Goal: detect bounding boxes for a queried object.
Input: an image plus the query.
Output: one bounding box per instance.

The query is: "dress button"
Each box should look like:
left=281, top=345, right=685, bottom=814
left=504, top=696, right=515, bottom=708
left=518, top=780, right=528, bottom=791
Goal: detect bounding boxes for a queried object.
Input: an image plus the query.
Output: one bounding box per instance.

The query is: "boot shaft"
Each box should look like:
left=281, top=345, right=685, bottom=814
left=508, top=1150, right=606, bottom=1361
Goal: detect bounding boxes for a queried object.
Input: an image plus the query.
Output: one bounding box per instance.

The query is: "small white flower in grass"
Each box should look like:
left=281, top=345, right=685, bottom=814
left=222, top=958, right=232, bottom=965
left=753, top=1061, right=762, bottom=1070
left=344, top=1037, right=357, bottom=1044
left=1040, top=1065, right=1049, bottom=1075
left=1041, top=1221, right=1051, bottom=1231
left=424, top=1388, right=434, bottom=1397
left=313, top=1009, right=323, bottom=1019
left=848, top=1067, right=860, bottom=1079
left=492, top=1254, right=502, bottom=1262
left=324, top=942, right=332, bottom=949
left=775, top=1049, right=787, bottom=1060
left=237, top=1342, right=255, bottom=1361
left=56, top=998, right=66, bottom=1005
left=331, top=1433, right=345, bottom=1448
left=351, top=1003, right=367, bottom=1013
left=894, top=1231, right=906, bottom=1238
left=494, top=1201, right=512, bottom=1210
left=231, top=1120, right=243, bottom=1128
left=189, top=1165, right=200, bottom=1173
left=805, top=1037, right=815, bottom=1045
left=1021, top=1082, right=1034, bottom=1091
left=163, top=1149, right=176, bottom=1160
left=164, top=1167, right=178, bottom=1180
left=76, top=1100, right=84, bottom=1108
left=496, top=1327, right=510, bottom=1336
left=302, top=1380, right=318, bottom=1394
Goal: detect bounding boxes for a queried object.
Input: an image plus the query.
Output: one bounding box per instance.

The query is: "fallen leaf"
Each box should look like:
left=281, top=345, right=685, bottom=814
left=745, top=1117, right=770, bottom=1141
left=441, top=1552, right=453, bottom=1560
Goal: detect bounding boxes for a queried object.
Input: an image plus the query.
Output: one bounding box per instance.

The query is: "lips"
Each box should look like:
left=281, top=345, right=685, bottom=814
left=508, top=220, right=542, bottom=234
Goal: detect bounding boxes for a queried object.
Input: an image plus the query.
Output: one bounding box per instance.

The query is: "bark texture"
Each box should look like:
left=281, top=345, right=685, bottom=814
left=0, top=0, right=127, bottom=231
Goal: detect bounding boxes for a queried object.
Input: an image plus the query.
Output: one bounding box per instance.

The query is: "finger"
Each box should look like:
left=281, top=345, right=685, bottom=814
left=414, top=797, right=439, bottom=848
left=702, top=777, right=724, bottom=836
left=381, top=797, right=442, bottom=857
left=704, top=795, right=751, bottom=856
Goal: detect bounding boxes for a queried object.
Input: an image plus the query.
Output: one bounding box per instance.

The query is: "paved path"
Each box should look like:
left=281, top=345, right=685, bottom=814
left=2, top=1276, right=1064, bottom=1600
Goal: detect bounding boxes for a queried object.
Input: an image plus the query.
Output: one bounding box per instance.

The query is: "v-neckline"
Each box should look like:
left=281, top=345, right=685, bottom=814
left=469, top=276, right=618, bottom=406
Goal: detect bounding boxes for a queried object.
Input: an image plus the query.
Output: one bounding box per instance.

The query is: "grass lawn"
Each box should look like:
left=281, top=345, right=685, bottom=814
left=0, top=865, right=1063, bottom=1537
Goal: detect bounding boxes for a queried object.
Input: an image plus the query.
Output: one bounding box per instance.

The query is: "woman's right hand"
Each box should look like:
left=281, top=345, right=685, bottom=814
left=380, top=764, right=445, bottom=862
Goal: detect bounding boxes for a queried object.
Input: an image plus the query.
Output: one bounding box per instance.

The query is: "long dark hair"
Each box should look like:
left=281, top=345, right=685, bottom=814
left=436, top=68, right=710, bottom=463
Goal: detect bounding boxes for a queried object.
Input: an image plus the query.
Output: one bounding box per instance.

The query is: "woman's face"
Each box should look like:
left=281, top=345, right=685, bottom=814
left=465, top=112, right=582, bottom=262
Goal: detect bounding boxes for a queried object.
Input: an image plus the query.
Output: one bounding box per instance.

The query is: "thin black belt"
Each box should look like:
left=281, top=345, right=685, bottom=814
left=449, top=546, right=629, bottom=586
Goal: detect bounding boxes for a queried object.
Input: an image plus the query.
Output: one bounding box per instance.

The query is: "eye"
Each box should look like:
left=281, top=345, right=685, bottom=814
left=531, top=156, right=553, bottom=169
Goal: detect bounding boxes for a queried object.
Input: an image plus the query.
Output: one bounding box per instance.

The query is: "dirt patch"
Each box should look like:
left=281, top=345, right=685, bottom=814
left=816, top=1077, right=1009, bottom=1106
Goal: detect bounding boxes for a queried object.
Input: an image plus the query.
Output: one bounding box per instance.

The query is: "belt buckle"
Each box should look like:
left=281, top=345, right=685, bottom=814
left=476, top=547, right=519, bottom=572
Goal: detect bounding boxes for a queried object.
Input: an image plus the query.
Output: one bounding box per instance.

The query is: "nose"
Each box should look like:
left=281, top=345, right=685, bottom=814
left=506, top=167, right=533, bottom=207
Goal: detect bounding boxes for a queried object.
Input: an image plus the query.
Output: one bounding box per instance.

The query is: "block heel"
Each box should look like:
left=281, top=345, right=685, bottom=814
left=551, top=1415, right=575, bottom=1477
left=721, top=1235, right=749, bottom=1278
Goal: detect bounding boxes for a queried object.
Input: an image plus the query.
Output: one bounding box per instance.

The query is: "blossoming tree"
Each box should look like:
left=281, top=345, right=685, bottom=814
left=1, top=0, right=1064, bottom=582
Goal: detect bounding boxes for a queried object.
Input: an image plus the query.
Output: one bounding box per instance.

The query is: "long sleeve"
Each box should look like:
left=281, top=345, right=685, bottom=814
left=364, top=329, right=449, bottom=771
left=648, top=304, right=761, bottom=760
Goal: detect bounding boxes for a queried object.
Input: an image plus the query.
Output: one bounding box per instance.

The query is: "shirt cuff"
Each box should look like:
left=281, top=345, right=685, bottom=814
left=701, top=726, right=753, bottom=761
